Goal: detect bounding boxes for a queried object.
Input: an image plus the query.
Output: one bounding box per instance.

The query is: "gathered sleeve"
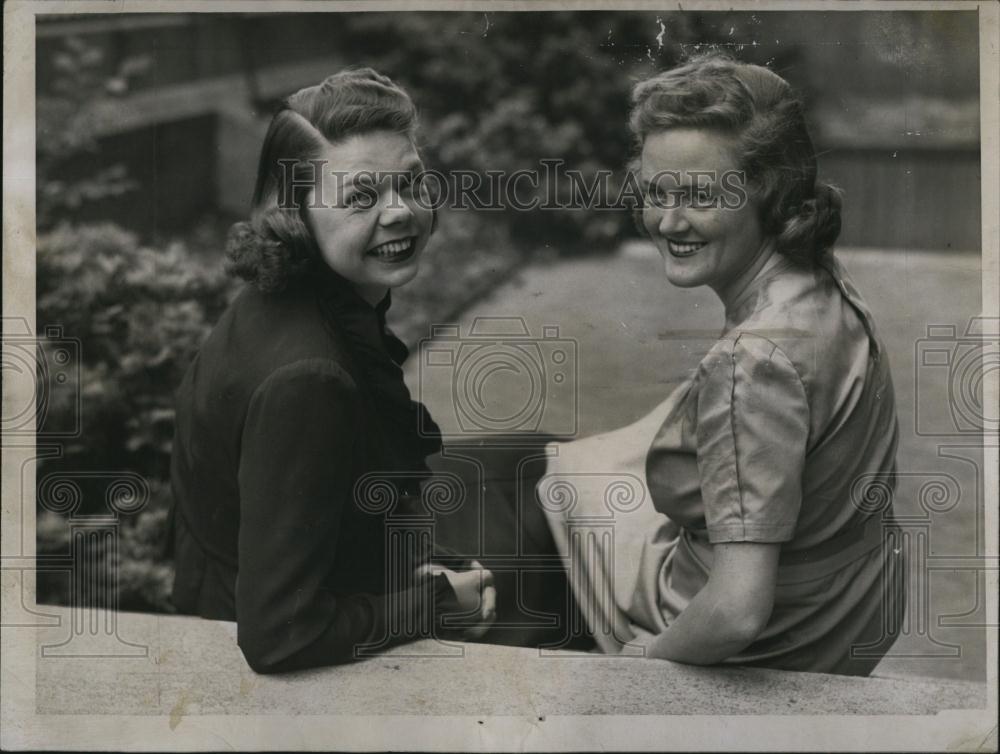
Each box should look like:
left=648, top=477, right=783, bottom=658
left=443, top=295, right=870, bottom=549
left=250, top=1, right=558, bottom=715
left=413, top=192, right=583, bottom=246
left=693, top=333, right=810, bottom=544
left=235, top=359, right=449, bottom=674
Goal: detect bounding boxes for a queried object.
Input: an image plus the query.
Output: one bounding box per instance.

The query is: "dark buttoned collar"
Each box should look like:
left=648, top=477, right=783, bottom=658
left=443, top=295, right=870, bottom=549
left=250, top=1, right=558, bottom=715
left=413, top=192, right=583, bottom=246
left=310, top=264, right=442, bottom=478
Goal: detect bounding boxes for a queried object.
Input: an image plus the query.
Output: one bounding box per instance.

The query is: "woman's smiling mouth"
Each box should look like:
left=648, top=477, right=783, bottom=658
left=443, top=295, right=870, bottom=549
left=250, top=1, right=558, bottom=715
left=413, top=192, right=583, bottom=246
left=667, top=239, right=708, bottom=257
left=367, top=236, right=417, bottom=263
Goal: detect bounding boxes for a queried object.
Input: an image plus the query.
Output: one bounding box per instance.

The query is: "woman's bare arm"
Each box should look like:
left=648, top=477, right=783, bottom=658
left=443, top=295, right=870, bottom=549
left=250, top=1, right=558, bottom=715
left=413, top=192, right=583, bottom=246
left=635, top=541, right=781, bottom=664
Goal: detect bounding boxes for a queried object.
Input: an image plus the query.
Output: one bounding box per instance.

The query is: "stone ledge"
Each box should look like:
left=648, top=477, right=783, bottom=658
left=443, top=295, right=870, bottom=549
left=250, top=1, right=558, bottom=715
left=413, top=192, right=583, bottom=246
left=35, top=609, right=987, bottom=717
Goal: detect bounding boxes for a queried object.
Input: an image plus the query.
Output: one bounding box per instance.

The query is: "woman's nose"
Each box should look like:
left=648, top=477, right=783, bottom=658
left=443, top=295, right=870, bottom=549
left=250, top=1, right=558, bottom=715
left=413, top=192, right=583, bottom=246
left=657, top=206, right=691, bottom=236
left=378, top=185, right=414, bottom=226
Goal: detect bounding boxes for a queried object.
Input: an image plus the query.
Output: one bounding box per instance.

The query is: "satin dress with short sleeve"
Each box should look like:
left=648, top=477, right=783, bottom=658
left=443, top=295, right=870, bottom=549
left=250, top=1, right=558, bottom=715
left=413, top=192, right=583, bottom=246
left=539, top=252, right=906, bottom=675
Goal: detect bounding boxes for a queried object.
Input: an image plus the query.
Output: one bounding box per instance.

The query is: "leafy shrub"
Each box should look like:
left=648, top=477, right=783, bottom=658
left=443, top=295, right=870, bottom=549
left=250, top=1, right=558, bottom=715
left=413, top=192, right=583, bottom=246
left=35, top=223, right=233, bottom=610
left=37, top=223, right=234, bottom=475
left=36, top=492, right=177, bottom=614
left=34, top=36, right=203, bottom=610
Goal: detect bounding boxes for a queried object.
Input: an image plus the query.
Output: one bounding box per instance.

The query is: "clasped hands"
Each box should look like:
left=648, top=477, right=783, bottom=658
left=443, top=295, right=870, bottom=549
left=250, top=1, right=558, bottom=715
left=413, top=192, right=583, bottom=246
left=414, top=559, right=497, bottom=640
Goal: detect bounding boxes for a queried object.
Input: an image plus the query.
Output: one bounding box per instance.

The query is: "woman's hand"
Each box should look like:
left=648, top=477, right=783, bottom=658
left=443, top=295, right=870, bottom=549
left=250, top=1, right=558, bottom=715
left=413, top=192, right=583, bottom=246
left=444, top=561, right=497, bottom=639
left=415, top=559, right=497, bottom=640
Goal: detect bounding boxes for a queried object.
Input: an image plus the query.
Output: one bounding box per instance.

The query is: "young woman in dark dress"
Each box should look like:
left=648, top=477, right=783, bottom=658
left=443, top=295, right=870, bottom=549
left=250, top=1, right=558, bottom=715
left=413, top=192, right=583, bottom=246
left=169, top=69, right=495, bottom=674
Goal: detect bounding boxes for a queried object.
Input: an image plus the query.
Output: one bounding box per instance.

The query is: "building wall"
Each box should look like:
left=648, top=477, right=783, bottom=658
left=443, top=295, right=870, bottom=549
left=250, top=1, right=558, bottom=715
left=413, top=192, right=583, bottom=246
left=55, top=115, right=217, bottom=241
left=821, top=147, right=981, bottom=251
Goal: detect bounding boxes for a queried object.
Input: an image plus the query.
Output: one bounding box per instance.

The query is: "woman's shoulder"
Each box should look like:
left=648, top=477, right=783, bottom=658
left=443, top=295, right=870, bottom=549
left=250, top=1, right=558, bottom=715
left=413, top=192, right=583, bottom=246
left=695, top=330, right=806, bottom=402
left=739, top=260, right=835, bottom=335
left=197, top=283, right=356, bottom=396
left=693, top=254, right=883, bottom=425
left=739, top=258, right=871, bottom=365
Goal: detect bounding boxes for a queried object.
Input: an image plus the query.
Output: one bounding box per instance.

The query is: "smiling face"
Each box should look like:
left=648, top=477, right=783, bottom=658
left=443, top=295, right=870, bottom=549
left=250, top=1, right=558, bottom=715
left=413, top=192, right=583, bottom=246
left=640, top=128, right=774, bottom=306
left=305, top=130, right=433, bottom=305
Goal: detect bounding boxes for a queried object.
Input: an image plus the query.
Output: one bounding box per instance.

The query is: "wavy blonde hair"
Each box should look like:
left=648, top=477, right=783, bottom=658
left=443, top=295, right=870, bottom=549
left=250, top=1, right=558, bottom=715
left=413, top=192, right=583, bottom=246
left=630, top=53, right=842, bottom=265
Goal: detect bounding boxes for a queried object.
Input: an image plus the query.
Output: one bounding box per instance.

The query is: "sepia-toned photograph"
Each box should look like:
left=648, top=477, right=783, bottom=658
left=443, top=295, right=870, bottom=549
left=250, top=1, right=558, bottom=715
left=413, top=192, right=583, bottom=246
left=2, top=1, right=997, bottom=750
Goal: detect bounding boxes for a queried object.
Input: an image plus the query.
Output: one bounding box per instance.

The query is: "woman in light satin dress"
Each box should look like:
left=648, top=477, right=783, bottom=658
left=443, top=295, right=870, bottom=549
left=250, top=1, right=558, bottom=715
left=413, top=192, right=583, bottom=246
left=539, top=54, right=905, bottom=675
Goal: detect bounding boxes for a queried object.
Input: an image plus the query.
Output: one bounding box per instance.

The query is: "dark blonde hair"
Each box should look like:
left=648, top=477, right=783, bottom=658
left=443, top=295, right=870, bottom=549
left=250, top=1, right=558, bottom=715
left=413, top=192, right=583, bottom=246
left=226, top=68, right=420, bottom=292
left=630, top=53, right=842, bottom=265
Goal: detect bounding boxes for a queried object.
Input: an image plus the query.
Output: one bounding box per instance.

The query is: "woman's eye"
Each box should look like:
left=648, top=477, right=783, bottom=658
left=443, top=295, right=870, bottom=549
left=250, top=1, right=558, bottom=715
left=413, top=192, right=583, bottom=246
left=416, top=178, right=437, bottom=204
left=643, top=184, right=668, bottom=207
left=397, top=175, right=415, bottom=194
left=687, top=188, right=716, bottom=209
left=345, top=189, right=375, bottom=209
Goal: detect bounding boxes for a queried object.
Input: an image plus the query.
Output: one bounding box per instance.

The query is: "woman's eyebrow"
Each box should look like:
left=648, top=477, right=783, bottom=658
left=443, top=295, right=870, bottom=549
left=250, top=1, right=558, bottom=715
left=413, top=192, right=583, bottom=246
left=645, top=172, right=720, bottom=189
left=340, top=161, right=424, bottom=187
left=642, top=173, right=690, bottom=189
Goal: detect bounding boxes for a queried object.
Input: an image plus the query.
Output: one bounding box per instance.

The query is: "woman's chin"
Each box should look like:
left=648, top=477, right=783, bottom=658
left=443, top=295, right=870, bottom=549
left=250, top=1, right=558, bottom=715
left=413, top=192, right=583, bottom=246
left=372, top=259, right=422, bottom=289
left=370, top=239, right=428, bottom=287
left=662, top=262, right=704, bottom=289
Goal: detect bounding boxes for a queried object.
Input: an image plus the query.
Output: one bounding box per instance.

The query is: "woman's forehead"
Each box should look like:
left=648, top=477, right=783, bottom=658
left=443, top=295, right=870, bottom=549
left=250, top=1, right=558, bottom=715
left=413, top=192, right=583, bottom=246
left=317, top=131, right=423, bottom=179
left=639, top=128, right=740, bottom=178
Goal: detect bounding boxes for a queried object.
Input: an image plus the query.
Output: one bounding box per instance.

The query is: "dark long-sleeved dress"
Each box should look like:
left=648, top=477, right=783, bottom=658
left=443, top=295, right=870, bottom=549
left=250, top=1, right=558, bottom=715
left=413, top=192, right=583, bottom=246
left=168, top=264, right=451, bottom=674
